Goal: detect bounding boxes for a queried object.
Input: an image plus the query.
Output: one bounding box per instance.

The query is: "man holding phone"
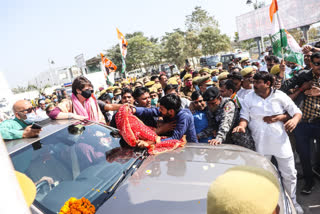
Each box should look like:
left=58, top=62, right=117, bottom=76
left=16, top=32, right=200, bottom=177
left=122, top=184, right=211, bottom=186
left=0, top=100, right=42, bottom=140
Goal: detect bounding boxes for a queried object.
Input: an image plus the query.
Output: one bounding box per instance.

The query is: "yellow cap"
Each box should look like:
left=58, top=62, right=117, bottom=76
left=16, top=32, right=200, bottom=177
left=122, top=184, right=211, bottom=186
left=240, top=67, right=254, bottom=77
left=121, top=80, right=129, bottom=85
left=45, top=98, right=51, bottom=104
left=149, top=87, right=157, bottom=94
left=167, top=77, right=178, bottom=85
left=15, top=171, right=36, bottom=207
left=270, top=64, right=280, bottom=75
left=218, top=71, right=229, bottom=81
left=183, top=74, right=192, bottom=80
left=207, top=166, right=280, bottom=214
left=145, top=81, right=155, bottom=87
left=240, top=57, right=249, bottom=63
left=193, top=75, right=213, bottom=85
left=210, top=69, right=219, bottom=75
left=216, top=62, right=223, bottom=67
left=199, top=67, right=210, bottom=74
left=106, top=86, right=114, bottom=91
left=153, top=83, right=162, bottom=90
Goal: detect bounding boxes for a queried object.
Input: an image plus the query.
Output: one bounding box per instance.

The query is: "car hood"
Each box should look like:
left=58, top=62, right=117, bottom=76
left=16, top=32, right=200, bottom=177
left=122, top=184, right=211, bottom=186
left=97, top=144, right=277, bottom=214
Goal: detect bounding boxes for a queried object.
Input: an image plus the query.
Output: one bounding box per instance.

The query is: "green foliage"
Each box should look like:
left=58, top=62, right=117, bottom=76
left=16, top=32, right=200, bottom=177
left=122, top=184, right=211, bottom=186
left=199, top=27, right=230, bottom=55
left=162, top=32, right=186, bottom=68
left=185, top=6, right=218, bottom=32
left=104, top=7, right=231, bottom=70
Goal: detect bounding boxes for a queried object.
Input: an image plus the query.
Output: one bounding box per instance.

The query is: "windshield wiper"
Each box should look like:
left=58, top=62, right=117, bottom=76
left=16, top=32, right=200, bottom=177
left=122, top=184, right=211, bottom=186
left=107, top=149, right=147, bottom=194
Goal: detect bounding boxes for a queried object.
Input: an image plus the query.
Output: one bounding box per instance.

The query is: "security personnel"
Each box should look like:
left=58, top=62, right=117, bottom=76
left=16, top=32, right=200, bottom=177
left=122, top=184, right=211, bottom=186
left=197, top=87, right=255, bottom=150
left=181, top=74, right=195, bottom=98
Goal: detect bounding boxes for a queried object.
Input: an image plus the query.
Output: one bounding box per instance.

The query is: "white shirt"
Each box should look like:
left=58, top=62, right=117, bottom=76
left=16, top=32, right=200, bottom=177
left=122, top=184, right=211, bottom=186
left=237, top=87, right=253, bottom=100
left=240, top=89, right=302, bottom=158
left=36, top=108, right=49, bottom=120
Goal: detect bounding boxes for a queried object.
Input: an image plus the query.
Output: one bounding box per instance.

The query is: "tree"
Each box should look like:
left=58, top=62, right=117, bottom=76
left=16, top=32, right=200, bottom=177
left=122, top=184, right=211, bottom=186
left=184, top=31, right=202, bottom=66
left=308, top=27, right=319, bottom=41
left=199, top=27, right=230, bottom=56
left=288, top=28, right=303, bottom=43
left=162, top=32, right=186, bottom=68
left=185, top=6, right=218, bottom=33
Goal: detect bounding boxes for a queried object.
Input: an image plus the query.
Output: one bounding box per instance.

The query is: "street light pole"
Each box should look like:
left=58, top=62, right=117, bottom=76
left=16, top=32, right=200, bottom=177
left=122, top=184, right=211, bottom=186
left=246, top=0, right=266, bottom=58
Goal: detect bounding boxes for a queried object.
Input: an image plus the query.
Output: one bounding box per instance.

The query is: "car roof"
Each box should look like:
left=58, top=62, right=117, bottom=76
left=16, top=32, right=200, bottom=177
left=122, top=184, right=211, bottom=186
left=6, top=119, right=77, bottom=154
left=97, top=143, right=284, bottom=214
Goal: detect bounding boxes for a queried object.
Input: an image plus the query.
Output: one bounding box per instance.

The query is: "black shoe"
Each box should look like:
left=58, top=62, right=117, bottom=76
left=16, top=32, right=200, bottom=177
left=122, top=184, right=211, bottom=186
left=301, top=181, right=315, bottom=195
left=312, top=166, right=320, bottom=179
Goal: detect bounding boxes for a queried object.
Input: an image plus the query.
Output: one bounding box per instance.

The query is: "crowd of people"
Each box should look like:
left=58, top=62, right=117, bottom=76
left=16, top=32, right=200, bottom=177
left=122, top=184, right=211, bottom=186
left=1, top=44, right=320, bottom=213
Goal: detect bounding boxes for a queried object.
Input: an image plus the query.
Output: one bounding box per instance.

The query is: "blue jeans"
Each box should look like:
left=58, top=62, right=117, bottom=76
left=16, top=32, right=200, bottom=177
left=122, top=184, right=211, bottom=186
left=294, top=121, right=320, bottom=183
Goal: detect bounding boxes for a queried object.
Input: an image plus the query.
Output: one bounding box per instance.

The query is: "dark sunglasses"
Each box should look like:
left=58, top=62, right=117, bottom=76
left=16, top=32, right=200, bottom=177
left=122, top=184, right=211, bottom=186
left=312, top=61, right=320, bottom=66
left=18, top=107, right=34, bottom=114
left=193, top=99, right=204, bottom=104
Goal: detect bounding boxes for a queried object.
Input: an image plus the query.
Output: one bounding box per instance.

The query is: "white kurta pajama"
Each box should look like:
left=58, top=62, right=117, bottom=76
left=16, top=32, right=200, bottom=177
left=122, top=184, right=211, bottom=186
left=240, top=89, right=302, bottom=205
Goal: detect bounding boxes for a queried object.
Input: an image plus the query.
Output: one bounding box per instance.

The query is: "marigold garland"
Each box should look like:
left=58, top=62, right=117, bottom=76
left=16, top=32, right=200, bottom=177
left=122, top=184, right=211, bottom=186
left=59, top=197, right=95, bottom=214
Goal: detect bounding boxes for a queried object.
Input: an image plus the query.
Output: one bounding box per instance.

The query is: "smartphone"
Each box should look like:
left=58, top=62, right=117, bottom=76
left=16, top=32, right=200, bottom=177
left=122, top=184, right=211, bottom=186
left=31, top=123, right=42, bottom=129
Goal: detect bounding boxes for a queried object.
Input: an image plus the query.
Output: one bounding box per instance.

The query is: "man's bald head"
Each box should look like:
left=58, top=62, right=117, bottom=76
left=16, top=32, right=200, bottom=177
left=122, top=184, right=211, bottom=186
left=13, top=100, right=32, bottom=113
left=13, top=100, right=33, bottom=120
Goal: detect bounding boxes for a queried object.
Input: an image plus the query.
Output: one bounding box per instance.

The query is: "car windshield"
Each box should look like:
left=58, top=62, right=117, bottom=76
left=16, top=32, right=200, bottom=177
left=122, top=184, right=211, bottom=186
left=206, top=56, right=219, bottom=64
left=10, top=120, right=140, bottom=213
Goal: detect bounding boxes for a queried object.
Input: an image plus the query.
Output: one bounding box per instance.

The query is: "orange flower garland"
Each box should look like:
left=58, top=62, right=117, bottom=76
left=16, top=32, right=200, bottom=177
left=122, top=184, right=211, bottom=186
left=59, top=197, right=95, bottom=214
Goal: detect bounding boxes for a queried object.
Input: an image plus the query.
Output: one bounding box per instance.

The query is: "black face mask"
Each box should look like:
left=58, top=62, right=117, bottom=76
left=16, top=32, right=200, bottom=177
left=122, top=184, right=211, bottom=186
left=81, top=89, right=93, bottom=99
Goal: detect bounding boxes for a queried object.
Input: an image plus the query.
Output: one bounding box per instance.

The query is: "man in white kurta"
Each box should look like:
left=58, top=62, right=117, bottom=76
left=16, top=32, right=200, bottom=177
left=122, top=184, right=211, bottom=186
left=233, top=71, right=303, bottom=213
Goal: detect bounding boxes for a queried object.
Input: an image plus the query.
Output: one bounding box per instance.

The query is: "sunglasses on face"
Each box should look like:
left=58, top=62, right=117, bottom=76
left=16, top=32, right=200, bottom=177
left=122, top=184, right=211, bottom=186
left=18, top=107, right=34, bottom=114
left=193, top=99, right=204, bottom=104
left=312, top=61, right=320, bottom=66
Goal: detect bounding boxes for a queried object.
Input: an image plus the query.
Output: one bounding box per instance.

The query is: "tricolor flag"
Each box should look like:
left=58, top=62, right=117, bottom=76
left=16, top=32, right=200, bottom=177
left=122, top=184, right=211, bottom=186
left=116, top=28, right=127, bottom=74
left=269, top=0, right=303, bottom=66
left=100, top=53, right=117, bottom=85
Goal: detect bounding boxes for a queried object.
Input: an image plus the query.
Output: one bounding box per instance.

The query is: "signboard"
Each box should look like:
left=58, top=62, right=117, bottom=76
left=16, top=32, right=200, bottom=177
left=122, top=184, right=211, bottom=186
left=236, top=0, right=320, bottom=41
left=74, top=54, right=86, bottom=68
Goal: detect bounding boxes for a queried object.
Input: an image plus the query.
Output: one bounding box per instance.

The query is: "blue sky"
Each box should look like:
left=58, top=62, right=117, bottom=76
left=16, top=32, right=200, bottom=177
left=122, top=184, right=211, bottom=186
left=1, top=0, right=272, bottom=88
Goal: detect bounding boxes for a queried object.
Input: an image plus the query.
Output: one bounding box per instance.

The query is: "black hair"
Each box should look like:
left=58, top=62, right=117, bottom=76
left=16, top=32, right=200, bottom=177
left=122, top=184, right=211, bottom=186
left=227, top=71, right=243, bottom=80
left=159, top=94, right=181, bottom=113
left=98, top=93, right=112, bottom=103
left=265, top=55, right=280, bottom=64
left=191, top=91, right=202, bottom=101
left=311, top=52, right=320, bottom=63
left=151, top=76, right=159, bottom=81
left=72, top=76, right=93, bottom=95
left=192, top=71, right=199, bottom=78
left=219, top=79, right=236, bottom=93
left=159, top=74, right=167, bottom=80
left=121, top=88, right=133, bottom=97
left=132, top=87, right=150, bottom=99
left=253, top=71, right=274, bottom=87
left=231, top=67, right=241, bottom=72
left=164, top=84, right=178, bottom=94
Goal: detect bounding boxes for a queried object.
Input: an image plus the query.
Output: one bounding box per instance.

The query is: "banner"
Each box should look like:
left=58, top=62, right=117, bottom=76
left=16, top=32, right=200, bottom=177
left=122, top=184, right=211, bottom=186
left=269, top=0, right=304, bottom=66
left=236, top=0, right=320, bottom=41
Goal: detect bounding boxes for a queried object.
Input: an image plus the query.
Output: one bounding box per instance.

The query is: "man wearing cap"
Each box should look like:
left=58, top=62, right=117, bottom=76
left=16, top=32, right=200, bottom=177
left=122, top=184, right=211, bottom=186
left=145, top=81, right=155, bottom=89
left=237, top=67, right=255, bottom=99
left=217, top=71, right=229, bottom=82
left=181, top=74, right=195, bottom=98
left=216, top=62, right=223, bottom=71
left=193, top=75, right=214, bottom=95
left=199, top=67, right=210, bottom=77
left=198, top=87, right=238, bottom=146
left=36, top=100, right=49, bottom=120
left=233, top=71, right=303, bottom=212
left=240, top=57, right=251, bottom=68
